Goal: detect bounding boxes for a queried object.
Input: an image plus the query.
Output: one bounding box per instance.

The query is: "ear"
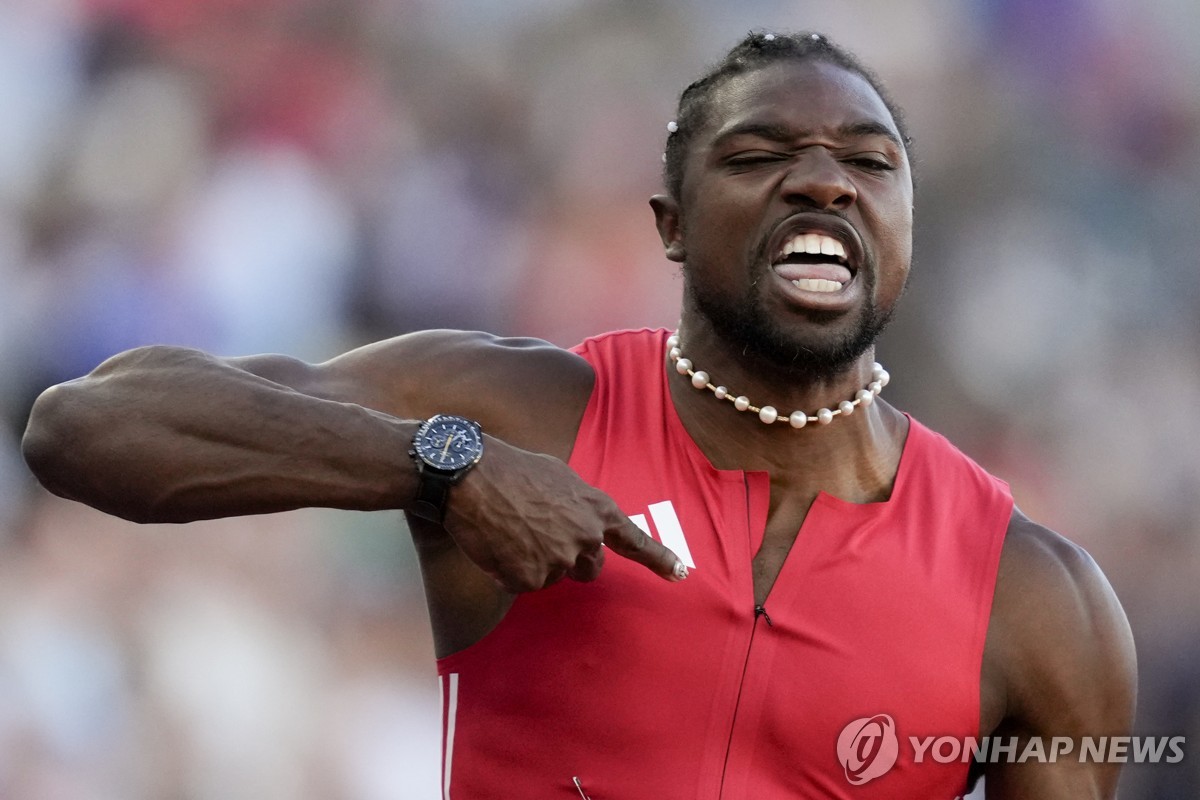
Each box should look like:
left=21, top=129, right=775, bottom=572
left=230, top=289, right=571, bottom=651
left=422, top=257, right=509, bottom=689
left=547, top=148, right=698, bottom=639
left=649, top=194, right=686, bottom=263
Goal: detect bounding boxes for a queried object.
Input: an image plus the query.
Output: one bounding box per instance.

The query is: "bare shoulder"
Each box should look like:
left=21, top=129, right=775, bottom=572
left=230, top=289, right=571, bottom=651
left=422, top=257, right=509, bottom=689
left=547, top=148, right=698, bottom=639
left=979, top=508, right=1137, bottom=796
left=988, top=508, right=1137, bottom=732
left=228, top=330, right=595, bottom=459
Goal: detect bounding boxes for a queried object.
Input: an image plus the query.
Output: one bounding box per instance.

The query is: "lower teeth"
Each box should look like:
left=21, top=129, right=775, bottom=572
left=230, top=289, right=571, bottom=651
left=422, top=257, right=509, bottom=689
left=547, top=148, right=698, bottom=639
left=792, top=278, right=842, bottom=293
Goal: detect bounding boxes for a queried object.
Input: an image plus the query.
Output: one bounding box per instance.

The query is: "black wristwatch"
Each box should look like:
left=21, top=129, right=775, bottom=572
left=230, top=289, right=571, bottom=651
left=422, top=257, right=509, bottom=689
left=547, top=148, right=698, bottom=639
left=408, top=414, right=485, bottom=523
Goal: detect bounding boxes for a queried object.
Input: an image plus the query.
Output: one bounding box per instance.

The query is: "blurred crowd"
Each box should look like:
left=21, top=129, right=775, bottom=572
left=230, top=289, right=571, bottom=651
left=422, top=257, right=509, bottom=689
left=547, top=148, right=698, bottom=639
left=0, top=0, right=1197, bottom=797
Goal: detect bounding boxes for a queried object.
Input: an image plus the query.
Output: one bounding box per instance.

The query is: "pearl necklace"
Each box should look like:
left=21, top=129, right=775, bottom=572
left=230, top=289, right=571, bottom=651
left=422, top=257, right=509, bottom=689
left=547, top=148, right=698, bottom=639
left=666, top=333, right=889, bottom=428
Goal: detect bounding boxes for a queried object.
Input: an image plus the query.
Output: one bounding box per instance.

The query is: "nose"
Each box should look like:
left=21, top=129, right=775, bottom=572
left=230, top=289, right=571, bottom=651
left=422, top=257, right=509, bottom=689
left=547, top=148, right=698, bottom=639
left=779, top=149, right=857, bottom=211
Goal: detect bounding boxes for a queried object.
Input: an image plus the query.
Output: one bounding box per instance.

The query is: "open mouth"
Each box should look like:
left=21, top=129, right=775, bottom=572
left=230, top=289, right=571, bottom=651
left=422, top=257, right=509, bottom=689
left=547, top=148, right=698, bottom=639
left=771, top=232, right=855, bottom=293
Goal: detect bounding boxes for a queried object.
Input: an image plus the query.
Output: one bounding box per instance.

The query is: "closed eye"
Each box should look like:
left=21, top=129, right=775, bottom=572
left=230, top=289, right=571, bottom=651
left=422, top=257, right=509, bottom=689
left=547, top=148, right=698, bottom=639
left=846, top=157, right=895, bottom=172
left=726, top=152, right=787, bottom=167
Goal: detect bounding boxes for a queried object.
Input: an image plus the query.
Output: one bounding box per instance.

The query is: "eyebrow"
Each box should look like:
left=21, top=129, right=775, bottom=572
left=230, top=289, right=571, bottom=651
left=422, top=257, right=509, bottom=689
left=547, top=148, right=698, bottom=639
left=712, top=120, right=903, bottom=150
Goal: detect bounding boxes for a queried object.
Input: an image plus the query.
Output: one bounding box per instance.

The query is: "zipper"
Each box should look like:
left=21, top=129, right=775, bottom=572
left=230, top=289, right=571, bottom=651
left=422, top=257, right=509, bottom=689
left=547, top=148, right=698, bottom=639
left=717, top=602, right=772, bottom=795
left=716, top=473, right=774, bottom=796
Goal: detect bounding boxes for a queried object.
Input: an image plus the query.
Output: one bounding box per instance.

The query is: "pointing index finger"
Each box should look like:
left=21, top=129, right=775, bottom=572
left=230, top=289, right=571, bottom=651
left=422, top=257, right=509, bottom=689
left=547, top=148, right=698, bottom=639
left=604, top=514, right=689, bottom=582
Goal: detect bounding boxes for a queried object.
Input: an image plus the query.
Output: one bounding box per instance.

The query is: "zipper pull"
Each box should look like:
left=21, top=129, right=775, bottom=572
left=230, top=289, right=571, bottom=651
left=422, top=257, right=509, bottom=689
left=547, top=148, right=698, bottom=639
left=754, top=604, right=773, bottom=627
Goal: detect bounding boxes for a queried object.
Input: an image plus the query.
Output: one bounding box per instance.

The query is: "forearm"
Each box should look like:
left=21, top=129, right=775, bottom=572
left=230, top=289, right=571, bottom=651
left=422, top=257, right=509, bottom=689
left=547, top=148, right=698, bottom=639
left=22, top=345, right=419, bottom=523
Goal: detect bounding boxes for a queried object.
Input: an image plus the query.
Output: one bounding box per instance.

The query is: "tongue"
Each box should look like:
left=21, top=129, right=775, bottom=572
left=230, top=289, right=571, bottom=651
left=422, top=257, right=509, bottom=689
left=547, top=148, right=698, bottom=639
left=773, top=262, right=853, bottom=283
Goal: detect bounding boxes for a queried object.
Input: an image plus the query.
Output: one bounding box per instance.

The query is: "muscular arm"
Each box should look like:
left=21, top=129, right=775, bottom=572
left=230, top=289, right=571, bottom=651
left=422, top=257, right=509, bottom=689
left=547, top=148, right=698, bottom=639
left=21, top=331, right=685, bottom=605
left=980, top=509, right=1137, bottom=799
left=22, top=331, right=579, bottom=521
left=24, top=345, right=412, bottom=522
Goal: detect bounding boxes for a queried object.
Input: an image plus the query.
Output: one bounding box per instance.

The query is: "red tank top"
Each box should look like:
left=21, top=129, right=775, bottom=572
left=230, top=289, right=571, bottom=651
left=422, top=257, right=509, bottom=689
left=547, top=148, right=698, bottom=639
left=435, top=328, right=1011, bottom=798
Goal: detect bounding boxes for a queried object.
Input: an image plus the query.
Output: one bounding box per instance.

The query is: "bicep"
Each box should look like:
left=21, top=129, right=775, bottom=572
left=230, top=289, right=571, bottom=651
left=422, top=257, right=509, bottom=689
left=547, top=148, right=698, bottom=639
left=984, top=516, right=1137, bottom=798
left=226, top=330, right=595, bottom=458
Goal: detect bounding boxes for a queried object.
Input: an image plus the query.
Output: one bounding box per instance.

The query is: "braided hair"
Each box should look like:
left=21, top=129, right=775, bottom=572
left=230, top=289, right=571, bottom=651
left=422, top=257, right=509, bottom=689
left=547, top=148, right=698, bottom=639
left=662, top=31, right=913, bottom=200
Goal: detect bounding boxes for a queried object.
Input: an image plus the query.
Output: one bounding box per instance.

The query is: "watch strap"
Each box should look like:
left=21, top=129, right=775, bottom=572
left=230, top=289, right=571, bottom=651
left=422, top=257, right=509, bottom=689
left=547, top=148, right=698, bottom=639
left=409, top=466, right=454, bottom=523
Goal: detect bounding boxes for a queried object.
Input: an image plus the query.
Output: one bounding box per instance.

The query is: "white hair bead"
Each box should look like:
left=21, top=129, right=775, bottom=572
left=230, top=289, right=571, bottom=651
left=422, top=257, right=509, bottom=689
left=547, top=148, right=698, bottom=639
left=666, top=120, right=678, bottom=133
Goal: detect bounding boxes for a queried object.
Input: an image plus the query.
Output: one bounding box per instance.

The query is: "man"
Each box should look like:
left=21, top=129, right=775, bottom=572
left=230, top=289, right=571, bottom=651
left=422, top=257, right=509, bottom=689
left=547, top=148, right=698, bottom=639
left=22, top=32, right=1135, bottom=798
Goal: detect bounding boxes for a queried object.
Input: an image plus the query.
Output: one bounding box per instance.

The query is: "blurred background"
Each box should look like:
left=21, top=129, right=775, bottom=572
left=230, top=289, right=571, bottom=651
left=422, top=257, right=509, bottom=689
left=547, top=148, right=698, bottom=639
left=0, top=0, right=1197, bottom=797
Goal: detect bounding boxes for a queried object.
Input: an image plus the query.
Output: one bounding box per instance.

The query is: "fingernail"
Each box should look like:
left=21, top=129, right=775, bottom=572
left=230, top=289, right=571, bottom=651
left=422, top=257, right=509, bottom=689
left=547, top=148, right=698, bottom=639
left=672, top=561, right=689, bottom=581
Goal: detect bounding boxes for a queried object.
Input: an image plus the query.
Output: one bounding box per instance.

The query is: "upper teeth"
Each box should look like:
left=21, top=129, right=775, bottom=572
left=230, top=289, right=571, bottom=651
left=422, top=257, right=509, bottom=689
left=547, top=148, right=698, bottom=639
left=777, top=233, right=847, bottom=263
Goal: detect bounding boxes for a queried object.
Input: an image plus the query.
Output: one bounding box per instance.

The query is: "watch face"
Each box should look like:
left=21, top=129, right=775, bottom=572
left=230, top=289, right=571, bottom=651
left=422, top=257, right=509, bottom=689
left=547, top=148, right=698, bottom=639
left=413, top=415, right=484, bottom=472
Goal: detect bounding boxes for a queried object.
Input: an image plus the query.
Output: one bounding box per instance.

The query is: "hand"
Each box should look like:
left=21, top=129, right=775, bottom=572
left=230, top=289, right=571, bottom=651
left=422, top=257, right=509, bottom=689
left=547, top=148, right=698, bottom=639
left=440, top=431, right=457, bottom=464
left=441, top=436, right=687, bottom=593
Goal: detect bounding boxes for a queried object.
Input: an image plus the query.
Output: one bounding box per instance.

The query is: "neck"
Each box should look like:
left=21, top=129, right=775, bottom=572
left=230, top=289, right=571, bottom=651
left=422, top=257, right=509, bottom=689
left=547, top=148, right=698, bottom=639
left=668, top=321, right=907, bottom=503
left=675, top=314, right=880, bottom=418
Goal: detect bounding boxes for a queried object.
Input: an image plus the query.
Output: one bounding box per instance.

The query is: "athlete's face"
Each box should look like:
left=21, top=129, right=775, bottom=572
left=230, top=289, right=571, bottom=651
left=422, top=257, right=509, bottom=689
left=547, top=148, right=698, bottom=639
left=653, top=59, right=914, bottom=377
